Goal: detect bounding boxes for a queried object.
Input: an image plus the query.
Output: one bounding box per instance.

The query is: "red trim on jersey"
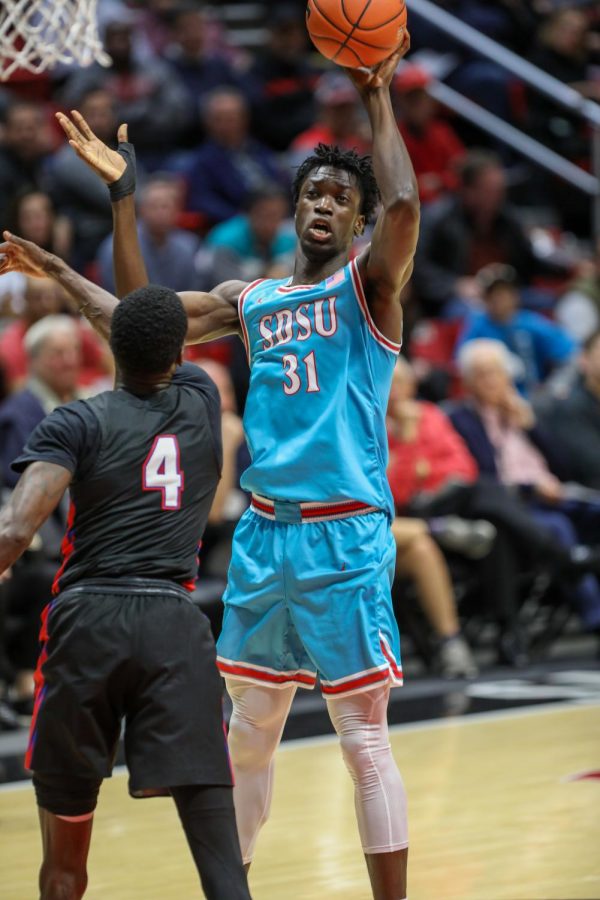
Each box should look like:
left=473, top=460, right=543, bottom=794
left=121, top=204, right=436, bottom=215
left=301, top=500, right=372, bottom=519
left=238, top=278, right=266, bottom=362
left=321, top=668, right=391, bottom=696
left=51, top=502, right=76, bottom=595
left=250, top=494, right=377, bottom=522
left=217, top=659, right=317, bottom=687
left=25, top=601, right=54, bottom=770
left=380, top=636, right=403, bottom=681
left=350, top=258, right=402, bottom=354
left=251, top=497, right=275, bottom=516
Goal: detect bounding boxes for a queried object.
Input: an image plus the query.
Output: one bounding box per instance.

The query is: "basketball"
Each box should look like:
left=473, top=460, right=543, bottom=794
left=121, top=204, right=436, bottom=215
left=306, top=0, right=407, bottom=69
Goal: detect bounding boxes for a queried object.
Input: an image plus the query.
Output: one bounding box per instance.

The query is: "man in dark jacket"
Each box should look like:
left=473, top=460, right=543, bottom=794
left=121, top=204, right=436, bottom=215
left=413, top=150, right=567, bottom=316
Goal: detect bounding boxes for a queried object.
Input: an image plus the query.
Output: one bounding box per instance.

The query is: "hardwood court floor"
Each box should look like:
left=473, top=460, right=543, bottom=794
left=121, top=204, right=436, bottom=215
left=1, top=702, right=599, bottom=900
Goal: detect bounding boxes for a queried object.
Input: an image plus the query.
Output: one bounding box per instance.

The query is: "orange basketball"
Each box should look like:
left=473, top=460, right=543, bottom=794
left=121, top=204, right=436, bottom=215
left=306, top=0, right=407, bottom=69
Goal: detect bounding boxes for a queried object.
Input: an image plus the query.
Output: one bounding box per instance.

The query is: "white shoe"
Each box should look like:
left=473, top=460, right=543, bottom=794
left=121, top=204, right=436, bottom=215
left=437, top=635, right=479, bottom=679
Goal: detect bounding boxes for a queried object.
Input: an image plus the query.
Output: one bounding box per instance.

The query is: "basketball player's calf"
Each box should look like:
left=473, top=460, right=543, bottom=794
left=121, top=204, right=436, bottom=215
left=34, top=773, right=98, bottom=900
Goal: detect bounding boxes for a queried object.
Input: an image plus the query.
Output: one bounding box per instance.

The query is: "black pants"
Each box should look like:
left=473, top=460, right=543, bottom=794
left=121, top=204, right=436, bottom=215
left=172, top=785, right=252, bottom=900
left=409, top=479, right=562, bottom=626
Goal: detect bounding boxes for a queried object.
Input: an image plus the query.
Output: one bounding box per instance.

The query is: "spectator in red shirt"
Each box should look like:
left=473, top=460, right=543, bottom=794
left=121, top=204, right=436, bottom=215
left=289, top=72, right=371, bottom=169
left=394, top=66, right=465, bottom=205
left=0, top=277, right=112, bottom=391
left=387, top=357, right=478, bottom=509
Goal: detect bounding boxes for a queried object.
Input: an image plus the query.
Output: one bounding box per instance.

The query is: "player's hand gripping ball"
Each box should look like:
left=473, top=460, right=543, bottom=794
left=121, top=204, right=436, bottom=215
left=306, top=0, right=407, bottom=68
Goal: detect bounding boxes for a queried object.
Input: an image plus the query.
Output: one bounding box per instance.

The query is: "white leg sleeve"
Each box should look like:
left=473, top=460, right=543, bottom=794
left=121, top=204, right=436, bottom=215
left=326, top=684, right=408, bottom=854
left=225, top=679, right=296, bottom=864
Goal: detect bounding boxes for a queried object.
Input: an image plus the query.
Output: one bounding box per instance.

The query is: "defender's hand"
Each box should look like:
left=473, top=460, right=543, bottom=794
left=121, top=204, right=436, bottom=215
left=346, top=29, right=411, bottom=93
left=56, top=111, right=127, bottom=184
left=0, top=232, right=53, bottom=279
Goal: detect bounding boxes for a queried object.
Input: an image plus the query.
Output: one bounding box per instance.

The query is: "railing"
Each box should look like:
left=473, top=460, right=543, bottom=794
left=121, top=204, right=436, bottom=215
left=408, top=0, right=600, bottom=236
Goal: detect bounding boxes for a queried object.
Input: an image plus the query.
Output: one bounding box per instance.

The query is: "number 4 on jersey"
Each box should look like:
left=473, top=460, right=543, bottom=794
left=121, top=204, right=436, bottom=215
left=143, top=435, right=184, bottom=509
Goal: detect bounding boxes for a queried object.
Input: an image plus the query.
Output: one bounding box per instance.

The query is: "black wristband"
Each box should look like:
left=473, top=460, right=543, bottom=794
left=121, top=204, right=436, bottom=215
left=108, top=141, right=136, bottom=201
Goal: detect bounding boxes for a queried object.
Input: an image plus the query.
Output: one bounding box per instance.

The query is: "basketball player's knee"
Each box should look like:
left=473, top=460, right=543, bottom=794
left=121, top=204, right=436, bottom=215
left=40, top=864, right=87, bottom=900
left=338, top=727, right=395, bottom=786
left=228, top=715, right=278, bottom=771
left=338, top=730, right=373, bottom=781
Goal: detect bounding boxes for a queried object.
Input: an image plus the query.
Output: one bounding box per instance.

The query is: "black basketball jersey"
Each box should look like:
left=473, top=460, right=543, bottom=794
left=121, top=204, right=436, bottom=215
left=13, top=364, right=222, bottom=593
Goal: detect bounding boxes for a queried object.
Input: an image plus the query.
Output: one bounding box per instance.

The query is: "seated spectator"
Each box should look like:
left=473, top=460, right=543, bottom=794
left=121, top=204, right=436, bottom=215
left=413, top=150, right=568, bottom=317
left=289, top=72, right=370, bottom=170
left=7, top=188, right=72, bottom=265
left=451, top=338, right=600, bottom=633
left=390, top=355, right=600, bottom=659
left=536, top=329, right=600, bottom=490
left=198, top=188, right=295, bottom=286
left=391, top=516, right=478, bottom=679
left=0, top=100, right=54, bottom=226
left=59, top=9, right=192, bottom=165
left=163, top=1, right=247, bottom=141
left=458, top=264, right=576, bottom=394
left=0, top=277, right=110, bottom=391
left=97, top=175, right=201, bottom=294
left=184, top=88, right=289, bottom=226
left=555, top=238, right=600, bottom=343
left=387, top=356, right=531, bottom=665
left=46, top=88, right=117, bottom=268
left=0, top=315, right=83, bottom=482
left=394, top=66, right=465, bottom=205
left=0, top=315, right=83, bottom=714
left=387, top=358, right=479, bottom=509
left=246, top=4, right=320, bottom=152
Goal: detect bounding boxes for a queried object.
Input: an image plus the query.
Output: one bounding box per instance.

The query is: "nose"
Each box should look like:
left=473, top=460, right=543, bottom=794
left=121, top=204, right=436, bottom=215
left=315, top=195, right=333, bottom=215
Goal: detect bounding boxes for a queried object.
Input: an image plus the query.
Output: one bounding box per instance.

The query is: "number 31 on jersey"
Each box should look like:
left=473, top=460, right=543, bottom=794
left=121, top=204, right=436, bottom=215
left=143, top=435, right=184, bottom=509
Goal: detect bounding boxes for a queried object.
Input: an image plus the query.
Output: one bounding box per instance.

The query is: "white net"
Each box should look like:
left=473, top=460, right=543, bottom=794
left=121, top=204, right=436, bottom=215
left=0, top=0, right=111, bottom=80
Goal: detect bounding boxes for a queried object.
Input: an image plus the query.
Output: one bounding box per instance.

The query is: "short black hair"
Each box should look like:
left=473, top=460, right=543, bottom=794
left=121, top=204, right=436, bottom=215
left=477, top=263, right=518, bottom=296
left=110, top=285, right=187, bottom=375
left=292, top=143, right=379, bottom=222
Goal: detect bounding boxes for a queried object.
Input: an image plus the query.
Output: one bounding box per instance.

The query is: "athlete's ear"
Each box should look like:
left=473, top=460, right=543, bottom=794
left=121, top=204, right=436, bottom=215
left=354, top=215, right=365, bottom=236
left=176, top=346, right=184, bottom=366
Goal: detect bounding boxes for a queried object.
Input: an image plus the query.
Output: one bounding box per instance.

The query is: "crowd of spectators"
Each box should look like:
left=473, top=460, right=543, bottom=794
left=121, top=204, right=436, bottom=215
left=0, top=0, right=599, bottom=725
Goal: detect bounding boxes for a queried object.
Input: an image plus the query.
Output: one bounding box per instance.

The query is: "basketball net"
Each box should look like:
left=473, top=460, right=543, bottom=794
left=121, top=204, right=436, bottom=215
left=0, top=0, right=111, bottom=80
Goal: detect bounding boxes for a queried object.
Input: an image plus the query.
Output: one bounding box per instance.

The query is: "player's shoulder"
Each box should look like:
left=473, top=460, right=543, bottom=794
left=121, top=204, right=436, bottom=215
left=47, top=395, right=105, bottom=430
left=171, top=362, right=220, bottom=404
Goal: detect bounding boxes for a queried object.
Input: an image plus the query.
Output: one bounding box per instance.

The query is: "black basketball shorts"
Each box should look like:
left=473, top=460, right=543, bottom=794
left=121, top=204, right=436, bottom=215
left=27, top=578, right=232, bottom=801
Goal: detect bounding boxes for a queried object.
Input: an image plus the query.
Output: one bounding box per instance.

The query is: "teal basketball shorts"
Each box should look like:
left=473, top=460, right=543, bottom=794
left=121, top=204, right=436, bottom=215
left=216, top=496, right=403, bottom=698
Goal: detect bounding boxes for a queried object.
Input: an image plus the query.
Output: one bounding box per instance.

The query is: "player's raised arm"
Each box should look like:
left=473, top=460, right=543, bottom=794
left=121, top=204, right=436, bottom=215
left=0, top=231, right=118, bottom=340
left=348, top=32, right=420, bottom=343
left=55, top=111, right=244, bottom=343
left=0, top=462, right=72, bottom=575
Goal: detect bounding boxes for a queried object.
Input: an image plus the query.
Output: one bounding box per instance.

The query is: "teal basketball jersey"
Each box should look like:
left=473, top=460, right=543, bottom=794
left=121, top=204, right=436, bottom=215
left=238, top=256, right=401, bottom=517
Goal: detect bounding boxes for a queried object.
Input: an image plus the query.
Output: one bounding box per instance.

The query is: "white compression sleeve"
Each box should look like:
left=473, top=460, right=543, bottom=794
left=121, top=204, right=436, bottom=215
left=326, top=684, right=408, bottom=853
left=225, top=679, right=296, bottom=863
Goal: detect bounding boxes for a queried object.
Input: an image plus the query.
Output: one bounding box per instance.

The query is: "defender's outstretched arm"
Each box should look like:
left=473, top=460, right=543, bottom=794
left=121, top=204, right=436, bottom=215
left=56, top=112, right=244, bottom=343
left=349, top=33, right=420, bottom=344
left=0, top=232, right=118, bottom=340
